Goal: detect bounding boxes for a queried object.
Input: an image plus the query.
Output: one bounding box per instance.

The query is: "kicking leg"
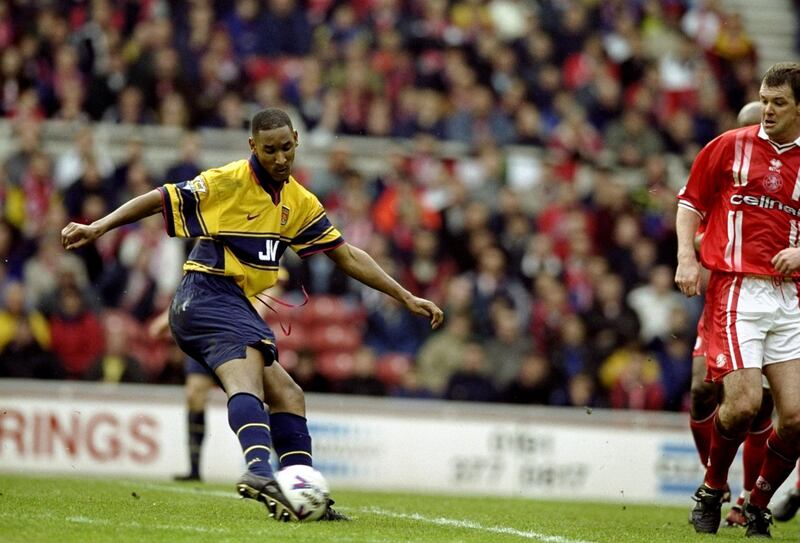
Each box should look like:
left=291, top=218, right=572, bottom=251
left=217, top=347, right=297, bottom=521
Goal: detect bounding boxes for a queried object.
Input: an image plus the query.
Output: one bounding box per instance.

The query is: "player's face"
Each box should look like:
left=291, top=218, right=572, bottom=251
left=760, top=83, right=800, bottom=143
left=249, top=126, right=298, bottom=182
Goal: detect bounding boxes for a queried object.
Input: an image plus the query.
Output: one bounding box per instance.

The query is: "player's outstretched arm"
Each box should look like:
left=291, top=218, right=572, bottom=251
left=675, top=206, right=703, bottom=297
left=61, top=189, right=163, bottom=250
left=326, top=242, right=444, bottom=329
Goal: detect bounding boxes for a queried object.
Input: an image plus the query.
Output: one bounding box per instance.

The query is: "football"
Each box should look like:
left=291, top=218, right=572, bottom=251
left=275, top=465, right=331, bottom=521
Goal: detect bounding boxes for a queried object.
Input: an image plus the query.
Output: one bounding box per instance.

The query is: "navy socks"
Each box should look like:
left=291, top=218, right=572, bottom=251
left=270, top=412, right=313, bottom=467
left=187, top=410, right=205, bottom=477
left=228, top=392, right=273, bottom=477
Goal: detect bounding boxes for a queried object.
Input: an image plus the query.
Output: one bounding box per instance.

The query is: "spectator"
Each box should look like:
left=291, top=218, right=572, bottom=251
left=445, top=85, right=516, bottom=146
left=62, top=157, right=113, bottom=222
left=603, top=109, right=664, bottom=168
left=84, top=316, right=147, bottom=383
left=53, top=125, right=114, bottom=191
left=48, top=284, right=104, bottom=379
left=465, top=246, right=530, bottom=337
left=102, top=85, right=156, bottom=124
left=261, top=0, right=313, bottom=57
left=165, top=132, right=202, bottom=183
left=23, top=233, right=89, bottom=311
left=582, top=272, right=641, bottom=364
left=502, top=352, right=561, bottom=405
left=604, top=343, right=665, bottom=411
left=363, top=293, right=431, bottom=357
left=153, top=343, right=188, bottom=386
left=400, top=228, right=454, bottom=302
left=288, top=350, right=332, bottom=394
left=444, top=341, right=497, bottom=402
left=158, top=92, right=191, bottom=128
left=627, top=264, right=686, bottom=346
left=484, top=305, right=533, bottom=390
left=563, top=372, right=601, bottom=408
left=0, top=319, right=63, bottom=379
left=391, top=367, right=436, bottom=399
left=337, top=347, right=386, bottom=397
left=655, top=331, right=693, bottom=411
left=4, top=121, right=42, bottom=188
left=19, top=150, right=56, bottom=239
left=223, top=0, right=264, bottom=60
left=551, top=314, right=593, bottom=381
left=0, top=280, right=49, bottom=353
left=416, top=311, right=473, bottom=396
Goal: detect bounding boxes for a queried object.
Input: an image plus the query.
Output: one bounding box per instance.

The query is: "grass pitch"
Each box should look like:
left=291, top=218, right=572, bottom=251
left=1, top=473, right=798, bottom=542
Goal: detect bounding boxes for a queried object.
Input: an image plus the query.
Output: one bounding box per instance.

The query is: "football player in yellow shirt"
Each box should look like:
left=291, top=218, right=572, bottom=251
left=62, top=108, right=444, bottom=521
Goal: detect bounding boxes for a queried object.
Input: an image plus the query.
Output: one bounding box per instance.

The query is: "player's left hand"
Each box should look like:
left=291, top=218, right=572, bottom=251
left=772, top=248, right=800, bottom=275
left=403, top=296, right=444, bottom=330
left=147, top=308, right=171, bottom=339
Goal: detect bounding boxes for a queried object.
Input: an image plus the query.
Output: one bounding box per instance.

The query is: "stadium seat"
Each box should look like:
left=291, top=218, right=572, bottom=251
left=104, top=310, right=169, bottom=378
left=375, top=353, right=413, bottom=386
left=316, top=351, right=356, bottom=381
left=302, top=296, right=365, bottom=325
left=307, top=323, right=362, bottom=353
left=277, top=349, right=299, bottom=372
left=272, top=323, right=309, bottom=353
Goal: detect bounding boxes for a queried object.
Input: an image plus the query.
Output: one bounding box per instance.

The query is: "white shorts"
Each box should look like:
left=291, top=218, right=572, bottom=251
left=704, top=273, right=800, bottom=382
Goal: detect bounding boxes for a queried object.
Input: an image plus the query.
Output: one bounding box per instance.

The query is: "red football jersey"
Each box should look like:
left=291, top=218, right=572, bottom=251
left=678, top=124, right=800, bottom=275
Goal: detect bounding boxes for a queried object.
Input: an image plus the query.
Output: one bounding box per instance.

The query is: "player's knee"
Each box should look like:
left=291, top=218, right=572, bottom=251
left=719, top=394, right=761, bottom=431
left=270, top=379, right=305, bottom=414
left=690, top=383, right=718, bottom=418
left=777, top=411, right=800, bottom=438
left=282, top=379, right=305, bottom=412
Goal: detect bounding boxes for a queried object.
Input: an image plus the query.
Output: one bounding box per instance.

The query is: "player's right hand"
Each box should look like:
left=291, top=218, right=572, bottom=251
left=61, top=222, right=102, bottom=250
left=675, top=258, right=702, bottom=297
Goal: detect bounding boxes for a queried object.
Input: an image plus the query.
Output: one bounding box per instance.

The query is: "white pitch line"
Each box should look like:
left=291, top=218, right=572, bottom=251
left=360, top=507, right=598, bottom=543
left=79, top=481, right=598, bottom=543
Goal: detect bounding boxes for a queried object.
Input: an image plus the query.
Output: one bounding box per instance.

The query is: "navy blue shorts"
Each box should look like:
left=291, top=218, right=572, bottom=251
left=170, top=271, right=278, bottom=372
left=184, top=356, right=208, bottom=375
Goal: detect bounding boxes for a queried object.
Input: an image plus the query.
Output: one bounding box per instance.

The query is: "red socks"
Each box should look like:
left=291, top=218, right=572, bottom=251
left=690, top=409, right=716, bottom=466
left=742, top=417, right=772, bottom=493
left=705, top=414, right=748, bottom=489
left=749, top=430, right=800, bottom=509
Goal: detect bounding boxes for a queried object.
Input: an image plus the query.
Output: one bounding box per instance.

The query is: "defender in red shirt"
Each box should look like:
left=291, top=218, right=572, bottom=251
left=677, top=63, right=800, bottom=537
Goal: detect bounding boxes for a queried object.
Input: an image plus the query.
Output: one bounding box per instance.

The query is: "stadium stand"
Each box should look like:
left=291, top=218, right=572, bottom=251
left=0, top=0, right=787, bottom=410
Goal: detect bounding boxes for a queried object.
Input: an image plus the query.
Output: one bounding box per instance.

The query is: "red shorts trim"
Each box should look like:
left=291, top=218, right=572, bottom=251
left=704, top=273, right=744, bottom=382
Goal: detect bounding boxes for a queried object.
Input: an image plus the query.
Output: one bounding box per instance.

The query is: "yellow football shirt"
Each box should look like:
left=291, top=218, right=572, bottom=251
left=159, top=156, right=344, bottom=297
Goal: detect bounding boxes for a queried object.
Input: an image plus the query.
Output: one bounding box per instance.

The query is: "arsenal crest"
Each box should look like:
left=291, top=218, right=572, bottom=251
left=281, top=205, right=290, bottom=225
left=763, top=172, right=783, bottom=192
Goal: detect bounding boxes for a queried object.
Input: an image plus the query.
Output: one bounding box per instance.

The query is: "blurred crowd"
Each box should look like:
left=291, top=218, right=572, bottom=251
left=0, top=0, right=778, bottom=410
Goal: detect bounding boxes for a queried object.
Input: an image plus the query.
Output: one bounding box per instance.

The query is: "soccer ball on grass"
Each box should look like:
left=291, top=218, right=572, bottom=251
left=275, top=465, right=330, bottom=521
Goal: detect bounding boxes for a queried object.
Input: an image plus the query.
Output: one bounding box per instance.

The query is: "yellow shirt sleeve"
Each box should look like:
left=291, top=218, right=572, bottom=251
left=290, top=195, right=344, bottom=257
left=159, top=174, right=222, bottom=238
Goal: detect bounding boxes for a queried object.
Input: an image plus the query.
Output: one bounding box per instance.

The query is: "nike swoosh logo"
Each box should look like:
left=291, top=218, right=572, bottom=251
left=247, top=213, right=261, bottom=220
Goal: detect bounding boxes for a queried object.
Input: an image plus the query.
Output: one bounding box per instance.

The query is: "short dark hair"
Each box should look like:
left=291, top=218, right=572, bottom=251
left=762, top=62, right=800, bottom=103
left=250, top=108, right=294, bottom=135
